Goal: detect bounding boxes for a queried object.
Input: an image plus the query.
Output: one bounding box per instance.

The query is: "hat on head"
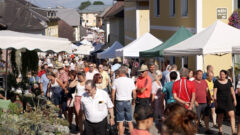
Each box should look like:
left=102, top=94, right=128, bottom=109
left=138, top=64, right=148, bottom=72
left=48, top=63, right=53, bottom=68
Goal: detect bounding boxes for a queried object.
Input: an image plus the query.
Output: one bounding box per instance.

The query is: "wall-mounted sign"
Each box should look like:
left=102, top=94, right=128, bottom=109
left=217, top=8, right=227, bottom=19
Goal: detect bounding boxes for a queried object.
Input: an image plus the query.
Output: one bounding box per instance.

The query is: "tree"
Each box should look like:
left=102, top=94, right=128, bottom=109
left=79, top=1, right=91, bottom=10
left=93, top=1, right=104, bottom=5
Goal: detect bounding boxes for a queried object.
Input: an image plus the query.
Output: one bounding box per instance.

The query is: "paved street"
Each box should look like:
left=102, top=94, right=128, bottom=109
left=70, top=120, right=236, bottom=135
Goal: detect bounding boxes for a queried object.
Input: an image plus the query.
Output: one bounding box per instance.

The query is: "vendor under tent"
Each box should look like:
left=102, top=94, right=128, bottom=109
left=139, top=27, right=192, bottom=57
left=163, top=20, right=240, bottom=87
left=74, top=44, right=94, bottom=55
left=115, top=32, right=162, bottom=57
left=0, top=30, right=72, bottom=97
left=97, top=41, right=123, bottom=59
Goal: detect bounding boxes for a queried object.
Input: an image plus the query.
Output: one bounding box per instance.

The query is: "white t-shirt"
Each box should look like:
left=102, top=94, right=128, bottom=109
left=81, top=89, right=113, bottom=123
left=112, top=77, right=136, bottom=101
left=86, top=70, right=99, bottom=80
left=76, top=82, right=85, bottom=96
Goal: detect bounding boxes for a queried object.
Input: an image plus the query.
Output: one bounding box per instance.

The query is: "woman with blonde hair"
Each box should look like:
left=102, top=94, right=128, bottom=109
left=151, top=70, right=164, bottom=122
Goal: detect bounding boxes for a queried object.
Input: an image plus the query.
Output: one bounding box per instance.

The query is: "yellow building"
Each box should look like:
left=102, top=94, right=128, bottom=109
left=150, top=0, right=234, bottom=74
left=123, top=0, right=150, bottom=45
left=79, top=5, right=111, bottom=27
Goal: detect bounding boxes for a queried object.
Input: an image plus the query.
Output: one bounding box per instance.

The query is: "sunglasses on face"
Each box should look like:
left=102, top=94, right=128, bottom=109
left=98, top=76, right=103, bottom=79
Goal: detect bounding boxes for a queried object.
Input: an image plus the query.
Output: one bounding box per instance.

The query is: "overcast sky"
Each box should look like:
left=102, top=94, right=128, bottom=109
left=27, top=0, right=113, bottom=8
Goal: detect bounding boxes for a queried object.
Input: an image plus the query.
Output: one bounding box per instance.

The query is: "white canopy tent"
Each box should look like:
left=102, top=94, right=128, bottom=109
left=74, top=45, right=94, bottom=55
left=163, top=20, right=240, bottom=87
left=0, top=30, right=73, bottom=97
left=97, top=41, right=123, bottom=59
left=80, top=39, right=92, bottom=46
left=115, top=32, right=163, bottom=57
left=163, top=21, right=240, bottom=56
left=0, top=30, right=72, bottom=53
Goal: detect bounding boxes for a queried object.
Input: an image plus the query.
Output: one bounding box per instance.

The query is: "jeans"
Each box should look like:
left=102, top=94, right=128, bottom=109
left=115, top=100, right=132, bottom=122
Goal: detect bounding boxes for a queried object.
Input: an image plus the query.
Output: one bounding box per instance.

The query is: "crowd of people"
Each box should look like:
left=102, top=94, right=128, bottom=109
left=26, top=53, right=240, bottom=135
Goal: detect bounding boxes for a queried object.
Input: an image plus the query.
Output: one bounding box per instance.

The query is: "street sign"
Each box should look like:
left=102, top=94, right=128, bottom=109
left=217, top=8, right=227, bottom=19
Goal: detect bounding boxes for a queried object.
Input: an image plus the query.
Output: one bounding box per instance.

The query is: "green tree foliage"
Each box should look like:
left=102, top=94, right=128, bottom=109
left=79, top=1, right=91, bottom=10
left=93, top=1, right=104, bottom=5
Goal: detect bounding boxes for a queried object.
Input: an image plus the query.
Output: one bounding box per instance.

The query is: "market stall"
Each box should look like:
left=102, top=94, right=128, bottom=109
left=97, top=41, right=123, bottom=59
left=115, top=32, right=162, bottom=57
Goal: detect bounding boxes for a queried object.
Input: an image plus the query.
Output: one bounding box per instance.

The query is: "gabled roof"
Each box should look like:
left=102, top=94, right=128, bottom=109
left=98, top=6, right=112, bottom=17
left=79, top=5, right=111, bottom=14
left=0, top=0, right=47, bottom=32
left=104, top=2, right=124, bottom=18
left=55, top=8, right=80, bottom=26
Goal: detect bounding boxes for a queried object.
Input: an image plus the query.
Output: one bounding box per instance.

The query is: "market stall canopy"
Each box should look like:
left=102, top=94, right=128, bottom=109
left=80, top=39, right=92, bottom=45
left=163, top=21, right=240, bottom=56
left=140, top=27, right=192, bottom=57
left=91, top=43, right=103, bottom=53
left=97, top=41, right=123, bottom=59
left=74, top=44, right=94, bottom=55
left=115, top=32, right=162, bottom=57
left=0, top=30, right=72, bottom=53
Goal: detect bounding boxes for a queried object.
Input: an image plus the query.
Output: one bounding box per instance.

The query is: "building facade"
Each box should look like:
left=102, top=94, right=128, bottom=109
left=150, top=0, right=234, bottom=74
left=124, top=0, right=150, bottom=45
left=104, top=2, right=125, bottom=47
left=79, top=5, right=111, bottom=27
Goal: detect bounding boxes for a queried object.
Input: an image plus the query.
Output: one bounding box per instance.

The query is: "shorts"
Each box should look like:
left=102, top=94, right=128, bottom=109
left=52, top=92, right=62, bottom=105
left=74, top=96, right=81, bottom=115
left=115, top=100, right=132, bottom=122
left=210, top=103, right=215, bottom=108
left=196, top=103, right=210, bottom=120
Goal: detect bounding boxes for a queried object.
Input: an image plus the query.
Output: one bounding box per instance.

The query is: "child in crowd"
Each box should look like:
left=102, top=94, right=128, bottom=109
left=131, top=104, right=153, bottom=135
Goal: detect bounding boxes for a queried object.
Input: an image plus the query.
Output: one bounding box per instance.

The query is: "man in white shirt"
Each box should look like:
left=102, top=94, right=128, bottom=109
left=81, top=80, right=114, bottom=135
left=86, top=63, right=99, bottom=80
left=111, top=66, right=136, bottom=135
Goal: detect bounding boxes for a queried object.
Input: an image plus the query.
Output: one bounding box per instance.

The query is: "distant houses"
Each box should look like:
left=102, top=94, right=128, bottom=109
left=0, top=0, right=84, bottom=42
left=79, top=5, right=111, bottom=27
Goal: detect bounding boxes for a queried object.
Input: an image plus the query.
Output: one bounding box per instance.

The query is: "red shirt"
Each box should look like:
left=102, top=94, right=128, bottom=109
left=172, top=77, right=196, bottom=103
left=131, top=129, right=151, bottom=135
left=136, top=76, right=152, bottom=98
left=194, top=80, right=208, bottom=103
left=84, top=67, right=89, bottom=72
left=38, top=70, right=45, bottom=77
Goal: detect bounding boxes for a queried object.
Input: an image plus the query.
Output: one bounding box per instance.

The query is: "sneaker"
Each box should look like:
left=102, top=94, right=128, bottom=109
left=217, top=132, right=224, bottom=135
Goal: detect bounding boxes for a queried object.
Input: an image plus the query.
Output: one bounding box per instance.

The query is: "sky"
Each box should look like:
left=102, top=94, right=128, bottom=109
left=27, top=0, right=113, bottom=8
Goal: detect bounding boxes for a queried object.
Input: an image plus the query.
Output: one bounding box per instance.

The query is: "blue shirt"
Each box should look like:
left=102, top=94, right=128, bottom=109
left=40, top=74, right=49, bottom=95
left=162, top=70, right=169, bottom=86
left=163, top=81, right=175, bottom=104
left=202, top=72, right=216, bottom=82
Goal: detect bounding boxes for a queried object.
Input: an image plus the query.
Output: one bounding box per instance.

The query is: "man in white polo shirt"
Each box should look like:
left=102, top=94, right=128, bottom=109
left=86, top=63, right=99, bottom=80
left=81, top=80, right=114, bottom=135
left=111, top=66, right=136, bottom=135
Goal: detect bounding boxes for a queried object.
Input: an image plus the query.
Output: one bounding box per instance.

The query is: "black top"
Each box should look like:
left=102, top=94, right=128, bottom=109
left=214, top=79, right=234, bottom=113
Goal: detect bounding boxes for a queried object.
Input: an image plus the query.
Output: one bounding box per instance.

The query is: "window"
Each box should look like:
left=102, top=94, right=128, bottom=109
left=154, top=0, right=160, bottom=17
left=169, top=0, right=175, bottom=17
left=181, top=0, right=188, bottom=16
